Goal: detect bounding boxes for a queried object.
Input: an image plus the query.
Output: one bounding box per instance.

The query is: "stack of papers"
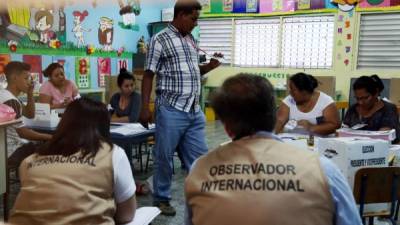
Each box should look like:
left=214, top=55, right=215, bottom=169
left=337, top=128, right=396, bottom=141
left=110, top=123, right=155, bottom=136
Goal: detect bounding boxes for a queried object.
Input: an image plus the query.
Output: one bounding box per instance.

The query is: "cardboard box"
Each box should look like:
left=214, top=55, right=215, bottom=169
left=23, top=103, right=60, bottom=128
left=316, top=137, right=389, bottom=189
left=286, top=76, right=336, bottom=99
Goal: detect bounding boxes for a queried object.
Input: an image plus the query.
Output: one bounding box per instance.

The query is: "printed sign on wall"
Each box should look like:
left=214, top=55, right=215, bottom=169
left=117, top=59, right=128, bottom=72
left=23, top=55, right=43, bottom=83
left=98, top=57, right=111, bottom=87
left=75, top=57, right=91, bottom=89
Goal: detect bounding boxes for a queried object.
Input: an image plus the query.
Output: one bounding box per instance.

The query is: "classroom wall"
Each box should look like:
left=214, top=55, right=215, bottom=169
left=0, top=0, right=176, bottom=91
left=202, top=3, right=400, bottom=102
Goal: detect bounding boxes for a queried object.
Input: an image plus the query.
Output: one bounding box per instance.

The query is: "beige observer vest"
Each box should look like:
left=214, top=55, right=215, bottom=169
left=185, top=137, right=334, bottom=225
left=10, top=143, right=116, bottom=225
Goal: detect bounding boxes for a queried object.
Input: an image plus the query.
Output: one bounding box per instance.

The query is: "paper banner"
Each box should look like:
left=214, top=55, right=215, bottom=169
left=347, top=34, right=352, bottom=40
left=345, top=46, right=351, bottom=53
left=338, top=28, right=343, bottom=33
left=98, top=57, right=111, bottom=88
left=338, top=40, right=343, bottom=46
left=75, top=57, right=91, bottom=89
left=23, top=55, right=43, bottom=83
left=338, top=15, right=344, bottom=21
left=344, top=59, right=349, bottom=66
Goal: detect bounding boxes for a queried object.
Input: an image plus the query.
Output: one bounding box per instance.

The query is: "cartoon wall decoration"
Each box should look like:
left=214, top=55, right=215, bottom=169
left=98, top=17, right=114, bottom=51
left=331, top=0, right=361, bottom=11
left=35, top=9, right=57, bottom=44
left=72, top=10, right=91, bottom=48
left=117, top=0, right=141, bottom=30
left=97, top=57, right=111, bottom=87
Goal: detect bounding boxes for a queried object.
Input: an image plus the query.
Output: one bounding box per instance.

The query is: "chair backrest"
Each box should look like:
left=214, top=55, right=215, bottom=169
left=353, top=167, right=400, bottom=204
left=348, top=77, right=391, bottom=106
left=104, top=76, right=119, bottom=103
left=389, top=78, right=400, bottom=106
left=286, top=76, right=336, bottom=98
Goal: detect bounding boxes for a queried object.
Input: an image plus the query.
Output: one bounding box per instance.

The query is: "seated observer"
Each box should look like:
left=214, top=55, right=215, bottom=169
left=39, top=63, right=79, bottom=109
left=343, top=75, right=400, bottom=143
left=184, top=73, right=361, bottom=225
left=274, top=72, right=340, bottom=135
left=9, top=98, right=137, bottom=225
left=109, top=68, right=141, bottom=123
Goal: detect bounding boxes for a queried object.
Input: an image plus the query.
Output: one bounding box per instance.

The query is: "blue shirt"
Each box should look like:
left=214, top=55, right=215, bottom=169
left=145, top=24, right=201, bottom=113
left=185, top=132, right=362, bottom=225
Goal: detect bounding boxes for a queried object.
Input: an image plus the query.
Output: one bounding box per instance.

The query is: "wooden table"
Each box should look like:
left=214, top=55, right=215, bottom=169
left=1, top=119, right=22, bottom=220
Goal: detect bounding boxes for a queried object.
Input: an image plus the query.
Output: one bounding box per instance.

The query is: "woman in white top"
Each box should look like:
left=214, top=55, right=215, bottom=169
left=275, top=73, right=340, bottom=135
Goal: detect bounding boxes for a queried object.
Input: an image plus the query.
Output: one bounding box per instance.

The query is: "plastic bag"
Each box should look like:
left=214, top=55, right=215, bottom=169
left=0, top=103, right=16, bottom=123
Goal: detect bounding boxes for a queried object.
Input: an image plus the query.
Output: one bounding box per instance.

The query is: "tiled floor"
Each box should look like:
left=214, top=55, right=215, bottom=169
left=0, top=121, right=230, bottom=224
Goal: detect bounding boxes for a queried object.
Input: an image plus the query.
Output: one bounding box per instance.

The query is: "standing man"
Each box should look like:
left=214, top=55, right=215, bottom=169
left=139, top=0, right=221, bottom=216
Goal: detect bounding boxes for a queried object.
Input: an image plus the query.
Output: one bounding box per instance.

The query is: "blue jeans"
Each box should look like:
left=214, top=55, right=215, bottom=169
left=153, top=102, right=208, bottom=202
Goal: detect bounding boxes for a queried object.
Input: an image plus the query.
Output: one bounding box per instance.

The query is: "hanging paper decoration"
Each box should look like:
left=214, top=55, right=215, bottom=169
left=117, top=59, right=128, bottom=72
left=98, top=58, right=111, bottom=87
left=23, top=55, right=43, bottom=83
left=75, top=57, right=91, bottom=89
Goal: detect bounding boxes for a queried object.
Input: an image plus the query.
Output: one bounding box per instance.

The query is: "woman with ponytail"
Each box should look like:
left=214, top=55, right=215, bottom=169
left=109, top=68, right=141, bottom=123
left=343, top=75, right=400, bottom=143
left=275, top=72, right=340, bottom=135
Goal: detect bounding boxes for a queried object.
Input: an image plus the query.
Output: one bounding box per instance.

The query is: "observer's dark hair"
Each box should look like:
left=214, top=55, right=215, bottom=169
left=38, top=97, right=112, bottom=157
left=117, top=68, right=135, bottom=87
left=174, top=0, right=202, bottom=19
left=289, top=72, right=319, bottom=94
left=353, top=75, right=384, bottom=95
left=211, top=73, right=276, bottom=139
left=43, top=63, right=64, bottom=78
left=4, top=61, right=31, bottom=81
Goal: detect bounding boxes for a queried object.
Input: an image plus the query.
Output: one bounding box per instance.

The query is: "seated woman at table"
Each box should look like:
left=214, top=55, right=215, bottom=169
left=9, top=97, right=137, bottom=225
left=343, top=75, right=400, bottom=143
left=39, top=63, right=79, bottom=109
left=110, top=68, right=141, bottom=123
left=275, top=72, right=340, bottom=136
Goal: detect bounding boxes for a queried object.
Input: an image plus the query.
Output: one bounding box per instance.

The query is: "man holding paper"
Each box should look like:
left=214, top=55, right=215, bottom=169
left=139, top=0, right=222, bottom=216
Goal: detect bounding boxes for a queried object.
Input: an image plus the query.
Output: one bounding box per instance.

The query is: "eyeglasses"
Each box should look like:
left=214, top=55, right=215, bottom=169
left=355, top=94, right=372, bottom=102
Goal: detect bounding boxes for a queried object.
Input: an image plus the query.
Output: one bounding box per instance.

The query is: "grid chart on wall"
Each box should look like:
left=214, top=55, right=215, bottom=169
left=357, top=13, right=400, bottom=70
left=198, top=15, right=335, bottom=69
left=282, top=16, right=334, bottom=69
left=234, top=19, right=280, bottom=67
left=198, top=19, right=233, bottom=64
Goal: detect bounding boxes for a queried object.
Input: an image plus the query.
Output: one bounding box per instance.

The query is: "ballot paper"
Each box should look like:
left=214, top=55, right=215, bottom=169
left=110, top=123, right=155, bottom=136
left=125, top=207, right=160, bottom=225
left=337, top=128, right=396, bottom=141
